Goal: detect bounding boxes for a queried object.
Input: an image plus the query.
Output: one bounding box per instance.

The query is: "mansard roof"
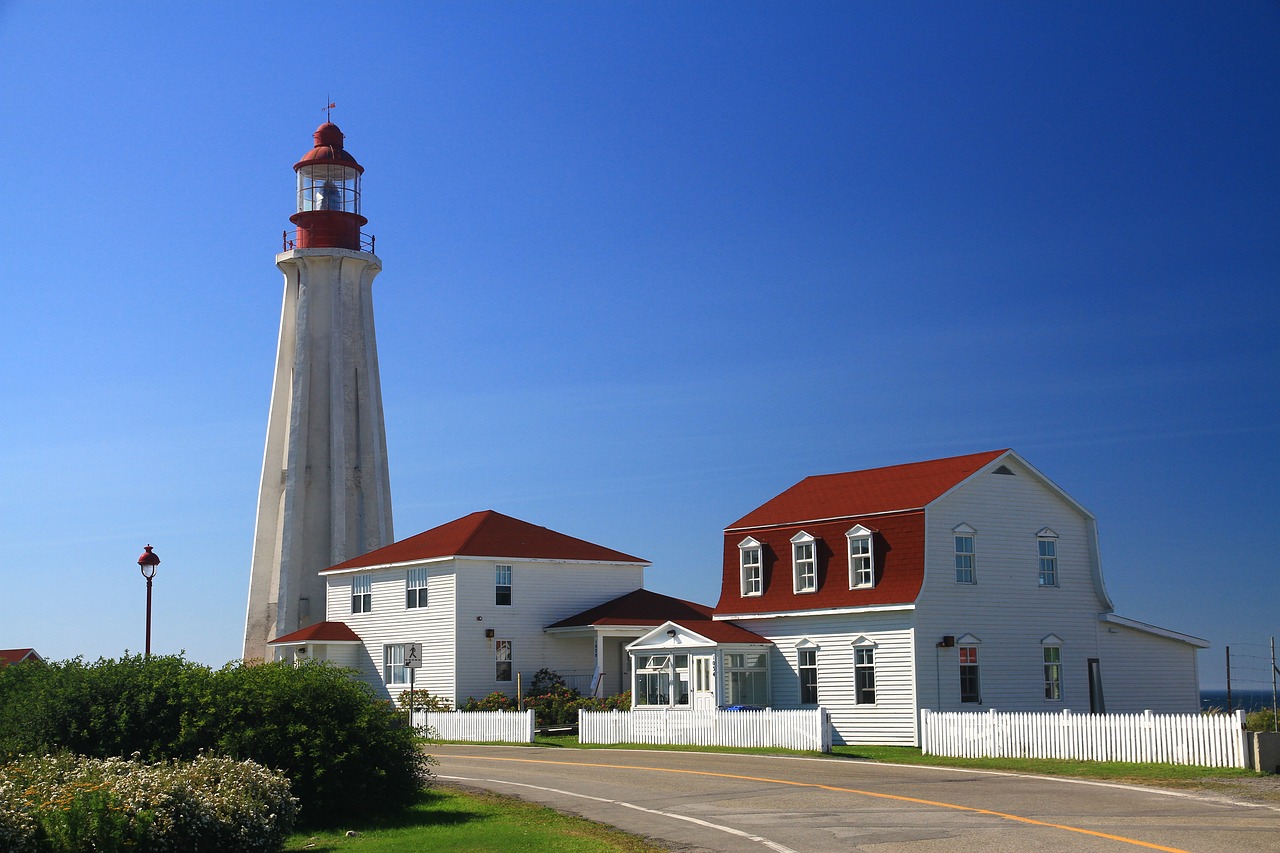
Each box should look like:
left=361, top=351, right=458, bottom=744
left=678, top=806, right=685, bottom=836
left=547, top=588, right=713, bottom=630
left=322, top=510, right=648, bottom=573
left=727, top=449, right=1009, bottom=530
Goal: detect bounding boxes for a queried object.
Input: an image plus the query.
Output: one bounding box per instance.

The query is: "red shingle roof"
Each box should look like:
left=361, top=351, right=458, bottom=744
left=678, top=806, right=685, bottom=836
left=322, top=510, right=648, bottom=572
left=547, top=589, right=714, bottom=630
left=728, top=449, right=1008, bottom=529
left=0, top=648, right=43, bottom=665
left=268, top=622, right=363, bottom=644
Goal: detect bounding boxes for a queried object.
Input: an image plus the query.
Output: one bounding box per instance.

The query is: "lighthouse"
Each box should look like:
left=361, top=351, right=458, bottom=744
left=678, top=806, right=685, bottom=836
left=242, top=122, right=395, bottom=661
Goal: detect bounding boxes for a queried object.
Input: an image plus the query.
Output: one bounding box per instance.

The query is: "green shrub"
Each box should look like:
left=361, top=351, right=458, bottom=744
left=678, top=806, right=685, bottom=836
left=460, top=691, right=518, bottom=712
left=0, top=655, right=430, bottom=825
left=0, top=752, right=296, bottom=852
left=395, top=689, right=453, bottom=712
left=1245, top=707, right=1277, bottom=732
left=527, top=668, right=567, bottom=695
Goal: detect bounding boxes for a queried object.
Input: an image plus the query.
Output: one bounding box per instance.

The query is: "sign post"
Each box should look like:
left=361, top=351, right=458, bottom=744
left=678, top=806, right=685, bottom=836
left=405, top=643, right=423, bottom=724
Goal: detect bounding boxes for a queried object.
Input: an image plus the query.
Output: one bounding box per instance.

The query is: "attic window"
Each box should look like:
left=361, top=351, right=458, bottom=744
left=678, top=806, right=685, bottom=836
left=791, top=531, right=817, bottom=594
left=992, top=465, right=1015, bottom=475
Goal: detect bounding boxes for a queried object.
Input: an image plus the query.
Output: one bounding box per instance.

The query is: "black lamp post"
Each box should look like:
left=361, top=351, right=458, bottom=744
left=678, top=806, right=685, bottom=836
left=137, top=545, right=160, bottom=658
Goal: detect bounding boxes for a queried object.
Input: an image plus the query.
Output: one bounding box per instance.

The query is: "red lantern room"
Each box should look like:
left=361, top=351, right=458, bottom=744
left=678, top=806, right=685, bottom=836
left=287, top=122, right=371, bottom=252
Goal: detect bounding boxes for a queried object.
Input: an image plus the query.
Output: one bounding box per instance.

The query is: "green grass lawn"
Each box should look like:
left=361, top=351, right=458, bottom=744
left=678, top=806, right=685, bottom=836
left=285, top=786, right=665, bottom=852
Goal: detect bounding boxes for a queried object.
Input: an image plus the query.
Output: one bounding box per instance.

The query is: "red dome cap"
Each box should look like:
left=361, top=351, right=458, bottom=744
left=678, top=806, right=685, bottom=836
left=294, top=122, right=363, bottom=174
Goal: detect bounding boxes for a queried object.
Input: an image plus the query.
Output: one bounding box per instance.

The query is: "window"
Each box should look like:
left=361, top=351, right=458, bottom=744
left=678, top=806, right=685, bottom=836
left=953, top=525, right=976, bottom=584
left=739, top=537, right=762, bottom=596
left=1037, top=529, right=1058, bottom=587
left=384, top=644, right=408, bottom=685
left=495, top=639, right=512, bottom=682
left=854, top=646, right=876, bottom=704
left=1043, top=646, right=1062, bottom=700
left=635, top=654, right=690, bottom=707
left=791, top=532, right=816, bottom=593
left=406, top=567, right=428, bottom=608
left=846, top=525, right=874, bottom=588
left=495, top=564, right=512, bottom=606
left=351, top=574, right=372, bottom=614
left=959, top=645, right=981, bottom=703
left=798, top=649, right=818, bottom=705
left=724, top=652, right=769, bottom=706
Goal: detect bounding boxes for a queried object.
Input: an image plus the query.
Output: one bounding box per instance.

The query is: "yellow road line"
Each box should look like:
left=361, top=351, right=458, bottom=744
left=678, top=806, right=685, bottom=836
left=448, top=754, right=1192, bottom=853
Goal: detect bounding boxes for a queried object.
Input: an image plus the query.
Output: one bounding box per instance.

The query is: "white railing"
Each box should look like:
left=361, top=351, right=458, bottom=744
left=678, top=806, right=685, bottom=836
left=579, top=708, right=832, bottom=753
left=920, top=708, right=1247, bottom=768
left=415, top=709, right=535, bottom=743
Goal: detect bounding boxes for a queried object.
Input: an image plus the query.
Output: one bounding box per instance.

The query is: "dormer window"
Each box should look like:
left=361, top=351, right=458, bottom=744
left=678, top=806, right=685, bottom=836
left=791, top=531, right=817, bottom=593
left=846, top=525, right=875, bottom=589
left=739, top=537, right=763, bottom=597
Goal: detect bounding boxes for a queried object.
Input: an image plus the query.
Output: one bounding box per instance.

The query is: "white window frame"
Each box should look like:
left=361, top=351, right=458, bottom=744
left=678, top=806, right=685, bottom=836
left=351, top=574, right=372, bottom=614
left=406, top=567, right=428, bottom=609
left=791, top=531, right=817, bottom=594
left=1042, top=635, right=1063, bottom=701
left=798, top=647, right=819, bottom=705
left=634, top=653, right=691, bottom=708
left=495, top=638, right=513, bottom=682
left=739, top=537, right=763, bottom=597
left=495, top=564, right=512, bottom=606
left=1037, top=528, right=1058, bottom=587
left=959, top=643, right=981, bottom=703
left=846, top=524, right=875, bottom=589
left=723, top=651, right=770, bottom=707
left=384, top=644, right=409, bottom=685
left=853, top=642, right=877, bottom=705
left=953, top=524, right=976, bottom=584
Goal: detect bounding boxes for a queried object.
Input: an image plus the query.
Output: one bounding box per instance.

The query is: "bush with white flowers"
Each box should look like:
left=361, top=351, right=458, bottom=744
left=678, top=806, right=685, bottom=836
left=0, top=752, right=297, bottom=852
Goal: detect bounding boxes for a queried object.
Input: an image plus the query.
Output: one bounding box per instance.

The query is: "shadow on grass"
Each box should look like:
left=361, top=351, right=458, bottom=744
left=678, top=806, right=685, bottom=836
left=290, top=789, right=487, bottom=850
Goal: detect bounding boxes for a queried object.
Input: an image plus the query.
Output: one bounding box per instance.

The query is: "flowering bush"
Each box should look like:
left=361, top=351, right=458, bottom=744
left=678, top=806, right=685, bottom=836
left=460, top=691, right=517, bottom=712
left=0, top=752, right=296, bottom=852
left=0, top=655, right=432, bottom=825
left=395, top=689, right=453, bottom=712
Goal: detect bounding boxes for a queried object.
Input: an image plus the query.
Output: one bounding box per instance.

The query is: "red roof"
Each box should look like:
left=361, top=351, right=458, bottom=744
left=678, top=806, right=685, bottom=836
left=683, top=620, right=772, bottom=644
left=0, top=648, right=43, bottom=665
left=323, top=510, right=647, bottom=572
left=729, top=449, right=1008, bottom=529
left=268, top=622, right=363, bottom=645
left=547, top=589, right=714, bottom=630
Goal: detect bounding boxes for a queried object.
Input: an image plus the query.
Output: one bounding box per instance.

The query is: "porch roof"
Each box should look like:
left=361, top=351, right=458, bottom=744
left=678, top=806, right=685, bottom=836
left=546, top=588, right=714, bottom=631
left=267, top=621, right=363, bottom=646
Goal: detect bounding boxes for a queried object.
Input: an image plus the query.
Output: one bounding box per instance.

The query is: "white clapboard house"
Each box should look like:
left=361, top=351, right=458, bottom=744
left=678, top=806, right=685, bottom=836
left=268, top=509, right=656, bottom=705
left=625, top=448, right=1207, bottom=745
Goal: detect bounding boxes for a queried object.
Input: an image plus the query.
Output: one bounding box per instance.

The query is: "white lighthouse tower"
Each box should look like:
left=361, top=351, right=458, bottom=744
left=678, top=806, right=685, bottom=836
left=242, top=122, right=395, bottom=661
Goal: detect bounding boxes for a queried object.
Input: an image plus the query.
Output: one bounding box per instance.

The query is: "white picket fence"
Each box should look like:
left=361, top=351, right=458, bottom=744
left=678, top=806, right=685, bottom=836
left=414, top=709, right=535, bottom=743
left=579, top=708, right=832, bottom=752
left=920, top=708, right=1247, bottom=768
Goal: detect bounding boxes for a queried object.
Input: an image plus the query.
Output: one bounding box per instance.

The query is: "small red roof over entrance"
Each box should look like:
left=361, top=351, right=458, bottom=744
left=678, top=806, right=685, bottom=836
left=268, top=622, right=362, bottom=645
left=323, top=510, right=647, bottom=572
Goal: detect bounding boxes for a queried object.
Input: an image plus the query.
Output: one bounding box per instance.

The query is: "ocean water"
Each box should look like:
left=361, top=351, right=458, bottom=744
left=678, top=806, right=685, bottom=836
left=1200, top=689, right=1276, bottom=713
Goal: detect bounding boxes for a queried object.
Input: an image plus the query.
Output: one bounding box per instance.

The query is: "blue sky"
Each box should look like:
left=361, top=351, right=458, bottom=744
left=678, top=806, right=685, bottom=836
left=1, top=2, right=1275, bottom=689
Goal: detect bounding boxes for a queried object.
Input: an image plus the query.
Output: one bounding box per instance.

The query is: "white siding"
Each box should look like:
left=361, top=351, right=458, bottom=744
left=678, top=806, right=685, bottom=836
left=1099, top=624, right=1202, bottom=713
left=326, top=567, right=456, bottom=703
left=916, top=458, right=1109, bottom=715
left=733, top=612, right=918, bottom=746
left=450, top=558, right=644, bottom=705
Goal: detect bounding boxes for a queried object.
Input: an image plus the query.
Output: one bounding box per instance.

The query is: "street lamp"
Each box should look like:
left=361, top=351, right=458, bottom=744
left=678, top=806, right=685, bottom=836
left=137, top=545, right=160, bottom=658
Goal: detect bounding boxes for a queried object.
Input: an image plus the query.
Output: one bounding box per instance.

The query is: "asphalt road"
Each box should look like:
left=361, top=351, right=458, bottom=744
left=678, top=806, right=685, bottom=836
left=432, top=745, right=1280, bottom=853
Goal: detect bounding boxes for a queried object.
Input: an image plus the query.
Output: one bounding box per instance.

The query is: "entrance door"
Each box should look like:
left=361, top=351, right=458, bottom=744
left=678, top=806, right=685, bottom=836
left=693, top=656, right=716, bottom=711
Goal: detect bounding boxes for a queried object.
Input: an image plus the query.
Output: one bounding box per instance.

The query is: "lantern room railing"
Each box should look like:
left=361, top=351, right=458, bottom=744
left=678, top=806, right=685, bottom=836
left=282, top=230, right=376, bottom=254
